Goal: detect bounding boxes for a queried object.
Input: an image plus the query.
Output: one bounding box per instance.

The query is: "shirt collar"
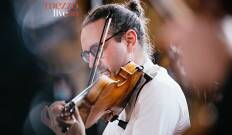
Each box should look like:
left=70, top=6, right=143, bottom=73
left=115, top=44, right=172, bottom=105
left=142, top=59, right=155, bottom=73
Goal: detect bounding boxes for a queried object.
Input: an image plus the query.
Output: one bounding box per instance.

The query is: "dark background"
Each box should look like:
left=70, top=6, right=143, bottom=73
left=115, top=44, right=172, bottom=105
left=0, top=1, right=47, bottom=134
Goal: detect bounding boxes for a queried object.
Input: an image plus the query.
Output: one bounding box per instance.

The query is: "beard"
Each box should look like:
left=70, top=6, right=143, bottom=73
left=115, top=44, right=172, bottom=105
left=97, top=63, right=110, bottom=76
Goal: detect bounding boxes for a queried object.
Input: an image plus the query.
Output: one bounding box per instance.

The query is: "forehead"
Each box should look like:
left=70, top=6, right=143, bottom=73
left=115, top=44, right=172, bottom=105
left=81, top=19, right=106, bottom=50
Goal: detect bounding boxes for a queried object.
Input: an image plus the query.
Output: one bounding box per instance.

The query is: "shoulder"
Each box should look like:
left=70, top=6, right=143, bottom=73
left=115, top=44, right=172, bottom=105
left=141, top=66, right=184, bottom=100
left=137, top=66, right=189, bottom=113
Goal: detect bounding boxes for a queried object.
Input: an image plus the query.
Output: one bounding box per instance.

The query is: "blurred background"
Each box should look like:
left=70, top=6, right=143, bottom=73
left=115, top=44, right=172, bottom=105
left=1, top=0, right=232, bottom=135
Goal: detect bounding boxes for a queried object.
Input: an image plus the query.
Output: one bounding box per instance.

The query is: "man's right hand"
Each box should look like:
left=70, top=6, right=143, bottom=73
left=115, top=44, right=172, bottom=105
left=41, top=101, right=86, bottom=135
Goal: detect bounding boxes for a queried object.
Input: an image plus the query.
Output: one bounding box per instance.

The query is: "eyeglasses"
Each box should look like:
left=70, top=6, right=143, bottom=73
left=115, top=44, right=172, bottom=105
left=81, top=30, right=123, bottom=63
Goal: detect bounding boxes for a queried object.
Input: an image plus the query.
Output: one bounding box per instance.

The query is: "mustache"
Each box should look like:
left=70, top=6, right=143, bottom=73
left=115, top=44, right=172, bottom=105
left=90, top=62, right=110, bottom=77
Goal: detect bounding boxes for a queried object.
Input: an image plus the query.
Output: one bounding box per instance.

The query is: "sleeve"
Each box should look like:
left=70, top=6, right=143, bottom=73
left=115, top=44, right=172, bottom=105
left=123, top=80, right=181, bottom=135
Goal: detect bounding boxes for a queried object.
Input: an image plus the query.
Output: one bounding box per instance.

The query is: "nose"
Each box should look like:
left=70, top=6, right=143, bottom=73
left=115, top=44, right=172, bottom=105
left=88, top=54, right=95, bottom=68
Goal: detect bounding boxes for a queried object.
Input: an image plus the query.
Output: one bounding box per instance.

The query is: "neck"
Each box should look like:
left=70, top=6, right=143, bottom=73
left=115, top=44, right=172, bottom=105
left=133, top=46, right=150, bottom=66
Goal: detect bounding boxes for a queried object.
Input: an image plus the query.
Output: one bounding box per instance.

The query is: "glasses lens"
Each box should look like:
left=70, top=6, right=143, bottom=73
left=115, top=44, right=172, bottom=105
left=81, top=51, right=89, bottom=63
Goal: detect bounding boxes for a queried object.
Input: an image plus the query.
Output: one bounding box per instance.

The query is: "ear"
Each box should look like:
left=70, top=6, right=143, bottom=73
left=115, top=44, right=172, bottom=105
left=124, top=29, right=137, bottom=52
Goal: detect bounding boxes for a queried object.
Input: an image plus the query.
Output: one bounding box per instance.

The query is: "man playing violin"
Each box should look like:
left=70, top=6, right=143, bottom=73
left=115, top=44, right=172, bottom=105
left=42, top=1, right=190, bottom=135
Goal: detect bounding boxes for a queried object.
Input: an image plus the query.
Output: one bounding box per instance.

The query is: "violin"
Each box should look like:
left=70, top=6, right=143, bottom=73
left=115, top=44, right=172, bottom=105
left=64, top=61, right=144, bottom=129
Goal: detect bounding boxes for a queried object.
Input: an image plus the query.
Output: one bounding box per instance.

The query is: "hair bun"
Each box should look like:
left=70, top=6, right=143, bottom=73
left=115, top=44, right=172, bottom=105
left=126, top=0, right=144, bottom=17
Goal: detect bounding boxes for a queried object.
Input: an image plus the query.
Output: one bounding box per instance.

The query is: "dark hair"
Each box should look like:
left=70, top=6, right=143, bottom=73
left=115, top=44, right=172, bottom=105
left=82, top=0, right=153, bottom=57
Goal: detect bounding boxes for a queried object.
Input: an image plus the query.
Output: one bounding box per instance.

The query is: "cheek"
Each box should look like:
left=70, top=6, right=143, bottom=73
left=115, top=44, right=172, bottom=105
left=102, top=43, right=129, bottom=71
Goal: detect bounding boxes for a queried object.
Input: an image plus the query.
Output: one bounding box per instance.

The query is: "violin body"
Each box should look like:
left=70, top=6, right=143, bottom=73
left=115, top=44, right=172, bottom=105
left=74, top=62, right=144, bottom=128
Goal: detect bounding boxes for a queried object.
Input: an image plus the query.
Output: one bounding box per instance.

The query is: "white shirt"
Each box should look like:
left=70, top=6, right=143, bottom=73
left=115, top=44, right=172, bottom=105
left=103, top=60, right=190, bottom=135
